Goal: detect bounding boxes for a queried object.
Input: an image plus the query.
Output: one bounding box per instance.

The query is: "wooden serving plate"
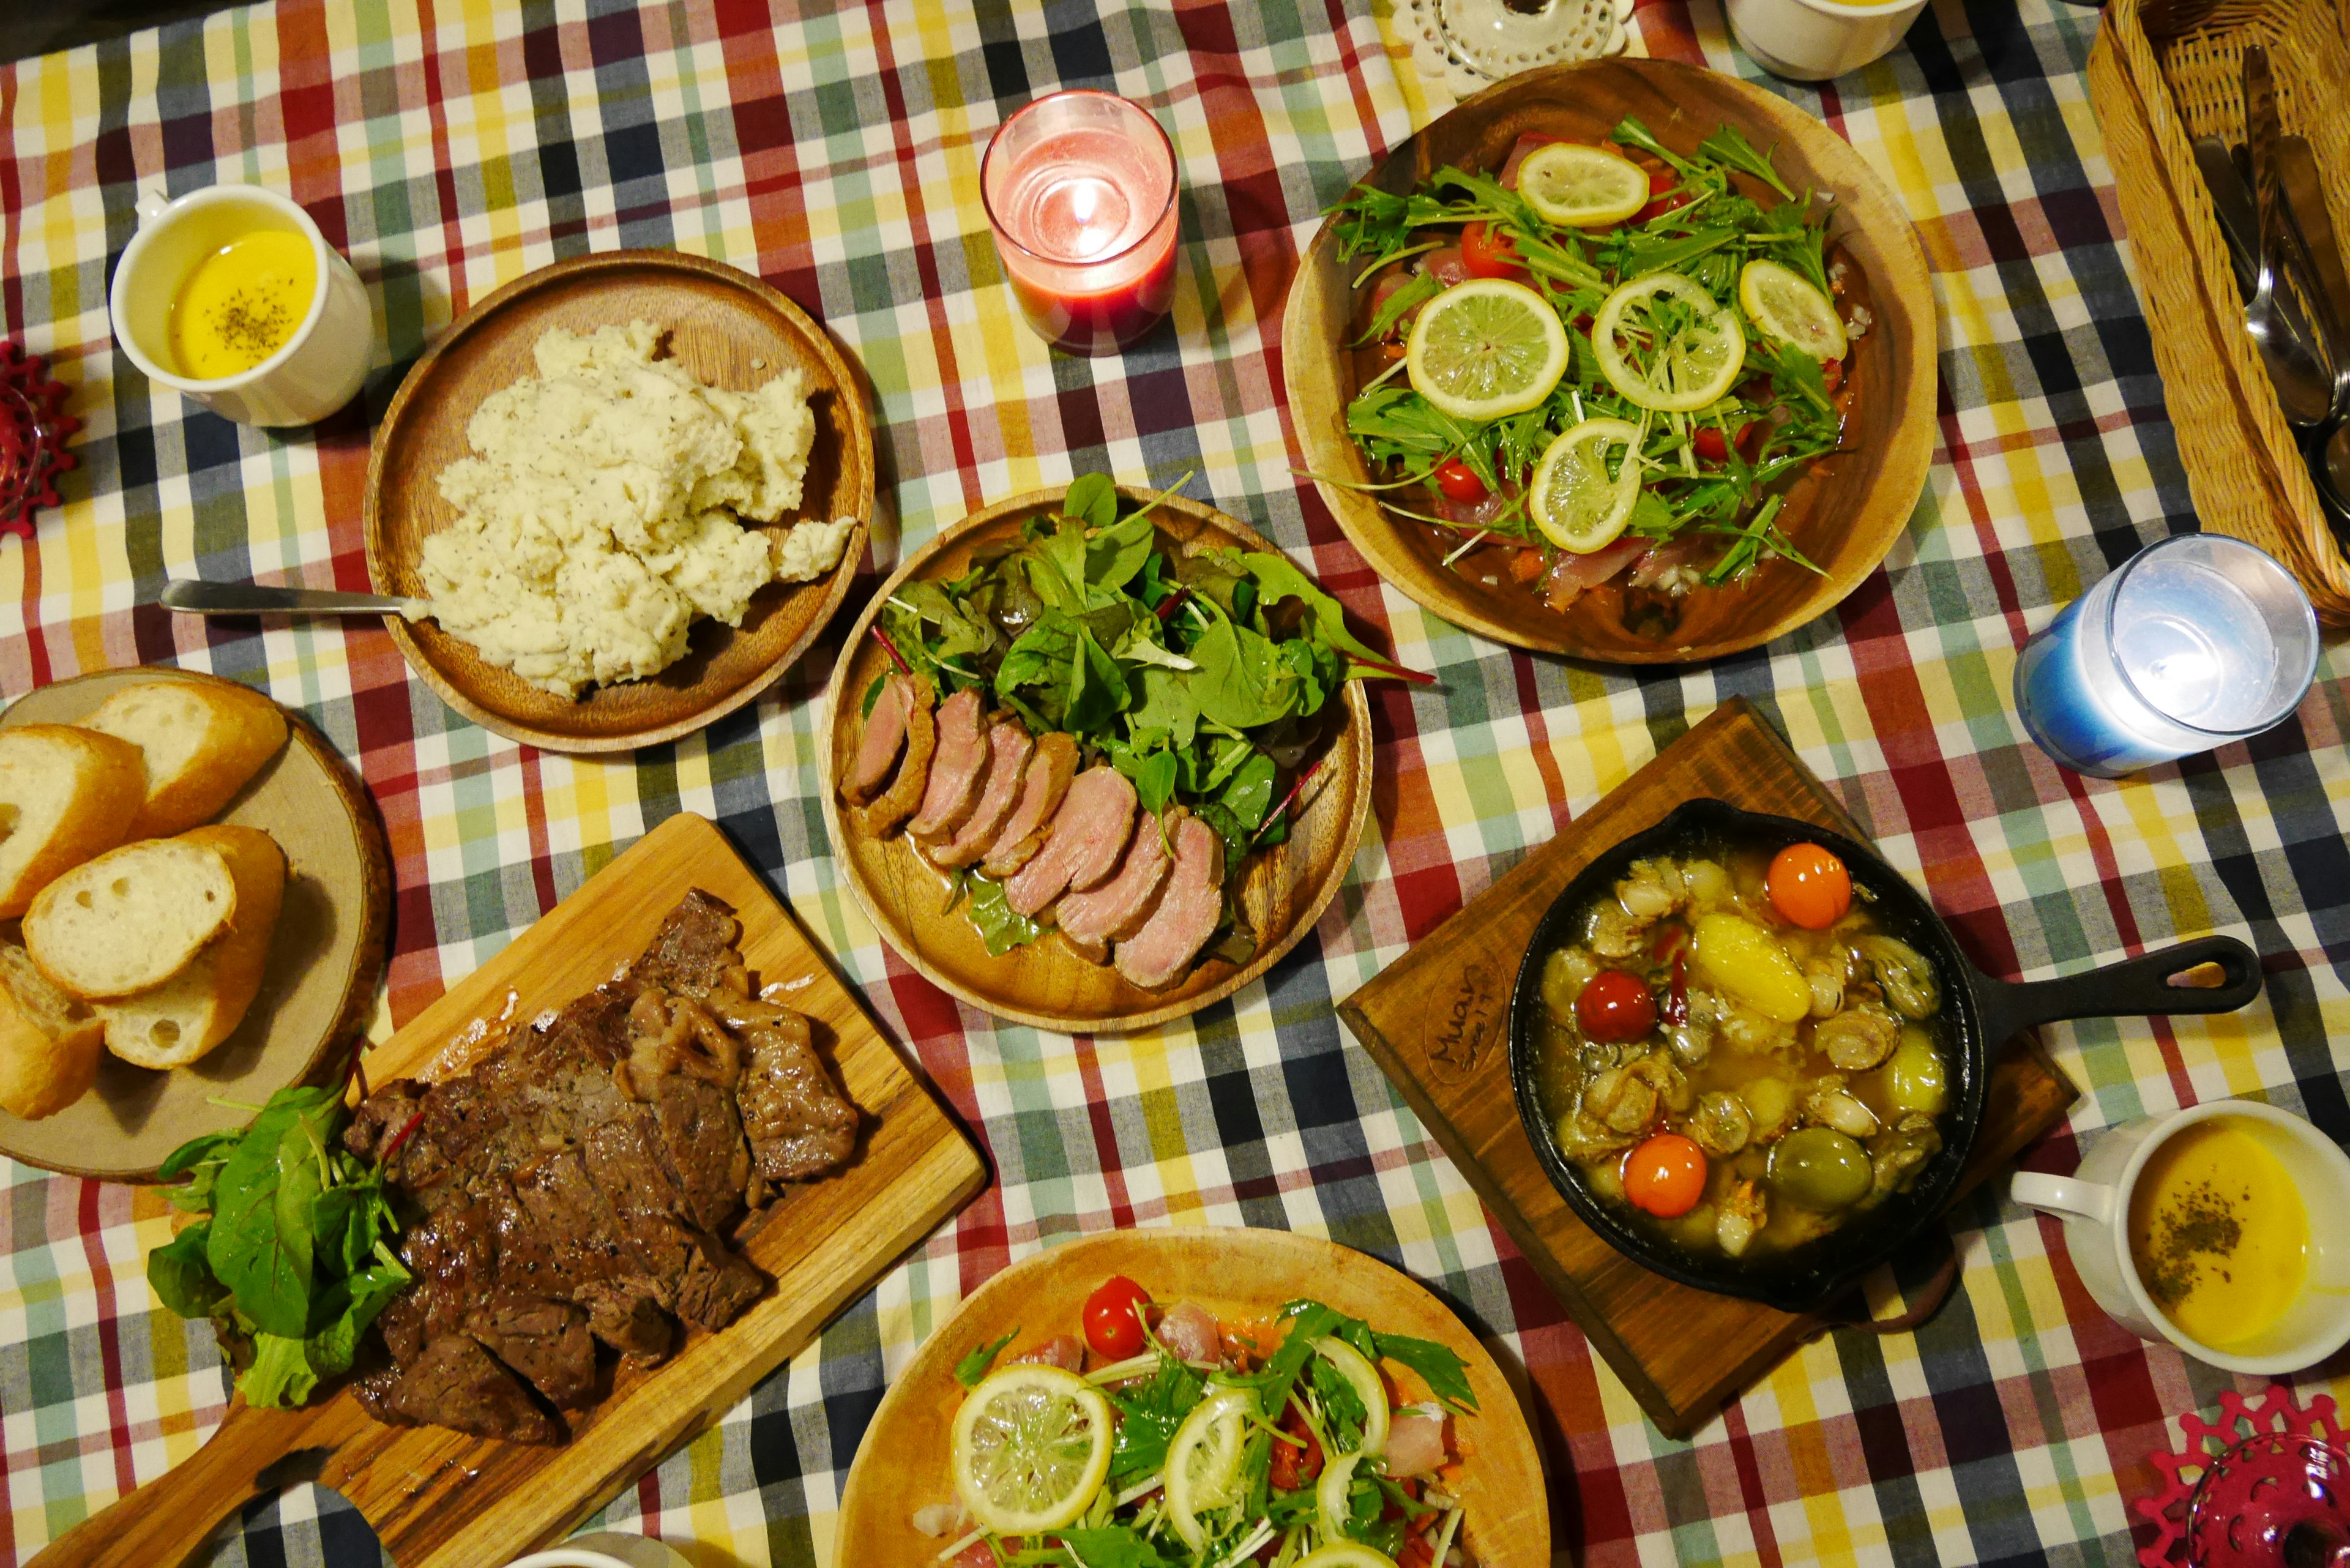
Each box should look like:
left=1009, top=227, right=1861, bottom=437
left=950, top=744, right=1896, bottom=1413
left=834, top=1226, right=1551, bottom=1567
left=30, top=812, right=985, bottom=1568
left=0, top=668, right=391, bottom=1183
left=1337, top=701, right=2078, bottom=1438
left=365, top=250, right=874, bottom=753
left=1283, top=58, right=1939, bottom=662
left=820, top=488, right=1375, bottom=1033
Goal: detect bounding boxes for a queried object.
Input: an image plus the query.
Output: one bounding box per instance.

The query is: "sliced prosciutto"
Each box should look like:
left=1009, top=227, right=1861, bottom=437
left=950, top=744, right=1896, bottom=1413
left=931, top=722, right=1033, bottom=869
left=845, top=674, right=912, bottom=806
left=1115, top=813, right=1225, bottom=988
left=1056, top=807, right=1176, bottom=955
left=1005, top=766, right=1135, bottom=917
left=981, top=733, right=1080, bottom=879
left=857, top=674, right=936, bottom=837
left=907, top=688, right=989, bottom=842
left=1498, top=130, right=1563, bottom=191
left=1539, top=536, right=1650, bottom=611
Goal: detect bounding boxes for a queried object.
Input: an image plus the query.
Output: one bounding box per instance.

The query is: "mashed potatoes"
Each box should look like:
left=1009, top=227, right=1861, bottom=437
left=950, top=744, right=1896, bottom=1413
left=418, top=321, right=858, bottom=698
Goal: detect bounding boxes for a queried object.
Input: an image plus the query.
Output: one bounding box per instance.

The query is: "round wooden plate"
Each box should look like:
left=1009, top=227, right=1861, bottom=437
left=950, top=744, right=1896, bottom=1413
left=834, top=1227, right=1551, bottom=1567
left=1283, top=58, right=1938, bottom=662
left=365, top=249, right=875, bottom=753
left=0, top=669, right=392, bottom=1182
left=821, top=489, right=1374, bottom=1034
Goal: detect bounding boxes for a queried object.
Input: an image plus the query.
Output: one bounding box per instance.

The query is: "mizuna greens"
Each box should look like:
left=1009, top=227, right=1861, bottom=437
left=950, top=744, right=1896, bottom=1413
left=147, top=1084, right=411, bottom=1409
left=867, top=473, right=1425, bottom=960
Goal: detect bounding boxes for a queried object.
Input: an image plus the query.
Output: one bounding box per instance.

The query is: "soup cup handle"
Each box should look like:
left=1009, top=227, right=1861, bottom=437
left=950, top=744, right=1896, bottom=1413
left=2010, top=1171, right=2113, bottom=1225
left=135, top=188, right=170, bottom=227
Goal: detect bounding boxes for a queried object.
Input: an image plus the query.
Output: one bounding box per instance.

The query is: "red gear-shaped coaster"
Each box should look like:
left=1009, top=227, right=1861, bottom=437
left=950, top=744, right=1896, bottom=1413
left=1, top=340, right=81, bottom=540
left=2136, top=1384, right=2349, bottom=1567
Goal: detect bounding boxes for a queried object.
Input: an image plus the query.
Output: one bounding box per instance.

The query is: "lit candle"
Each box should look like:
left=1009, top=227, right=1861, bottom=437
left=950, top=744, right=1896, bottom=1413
left=982, top=90, right=1179, bottom=356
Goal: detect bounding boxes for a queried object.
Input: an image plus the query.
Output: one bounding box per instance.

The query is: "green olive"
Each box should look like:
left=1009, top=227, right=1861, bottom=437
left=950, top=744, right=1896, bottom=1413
left=1884, top=1029, right=1950, bottom=1116
left=1770, top=1127, right=1872, bottom=1211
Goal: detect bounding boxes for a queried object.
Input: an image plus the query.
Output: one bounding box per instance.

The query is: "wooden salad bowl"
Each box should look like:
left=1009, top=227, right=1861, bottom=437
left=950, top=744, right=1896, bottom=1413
left=820, top=488, right=1374, bottom=1034
left=365, top=250, right=874, bottom=753
left=834, top=1226, right=1551, bottom=1567
left=1283, top=58, right=1938, bottom=662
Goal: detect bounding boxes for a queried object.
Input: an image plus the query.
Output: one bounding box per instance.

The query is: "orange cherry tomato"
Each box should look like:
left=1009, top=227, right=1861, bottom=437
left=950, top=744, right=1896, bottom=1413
left=1460, top=221, right=1528, bottom=280
left=1767, top=842, right=1853, bottom=930
left=1622, top=1133, right=1708, bottom=1218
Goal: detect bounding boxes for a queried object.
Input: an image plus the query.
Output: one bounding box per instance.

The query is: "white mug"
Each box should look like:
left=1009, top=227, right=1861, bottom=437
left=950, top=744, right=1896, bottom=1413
left=108, top=183, right=371, bottom=427
left=1724, top=0, right=1929, bottom=81
left=2011, top=1099, right=2350, bottom=1375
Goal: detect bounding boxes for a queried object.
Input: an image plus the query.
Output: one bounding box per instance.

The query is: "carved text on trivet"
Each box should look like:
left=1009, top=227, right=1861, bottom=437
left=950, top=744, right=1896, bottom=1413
left=1425, top=960, right=1500, bottom=1084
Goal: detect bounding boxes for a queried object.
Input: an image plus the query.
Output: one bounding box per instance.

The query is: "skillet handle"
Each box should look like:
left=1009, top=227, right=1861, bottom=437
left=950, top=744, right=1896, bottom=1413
left=1975, top=935, right=2264, bottom=1042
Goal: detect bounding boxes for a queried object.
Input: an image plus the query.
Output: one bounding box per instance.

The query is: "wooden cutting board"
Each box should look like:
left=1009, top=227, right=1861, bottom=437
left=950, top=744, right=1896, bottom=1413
left=1336, top=700, right=2078, bottom=1439
left=32, top=812, right=985, bottom=1568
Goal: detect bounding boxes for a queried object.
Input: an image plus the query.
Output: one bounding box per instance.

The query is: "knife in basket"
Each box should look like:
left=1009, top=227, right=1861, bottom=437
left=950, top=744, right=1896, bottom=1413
left=2278, top=135, right=2350, bottom=412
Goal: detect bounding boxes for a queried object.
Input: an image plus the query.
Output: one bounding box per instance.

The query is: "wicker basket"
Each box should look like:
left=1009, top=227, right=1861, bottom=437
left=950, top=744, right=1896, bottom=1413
left=2086, top=0, right=2350, bottom=622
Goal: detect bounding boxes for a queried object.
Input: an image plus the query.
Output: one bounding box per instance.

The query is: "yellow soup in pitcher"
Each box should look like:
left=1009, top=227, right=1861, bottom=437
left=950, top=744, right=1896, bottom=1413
left=168, top=230, right=316, bottom=380
left=2128, top=1119, right=2308, bottom=1348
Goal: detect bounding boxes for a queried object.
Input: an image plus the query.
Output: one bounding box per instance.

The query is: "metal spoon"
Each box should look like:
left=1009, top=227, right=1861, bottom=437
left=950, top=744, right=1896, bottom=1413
left=2242, top=47, right=2338, bottom=430
left=159, top=580, right=433, bottom=619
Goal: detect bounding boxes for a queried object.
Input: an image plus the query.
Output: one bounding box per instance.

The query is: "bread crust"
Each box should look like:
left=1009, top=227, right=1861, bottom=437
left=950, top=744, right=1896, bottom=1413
left=100, top=826, right=286, bottom=1070
left=0, top=946, right=103, bottom=1119
left=0, top=725, right=146, bottom=918
left=83, top=680, right=289, bottom=838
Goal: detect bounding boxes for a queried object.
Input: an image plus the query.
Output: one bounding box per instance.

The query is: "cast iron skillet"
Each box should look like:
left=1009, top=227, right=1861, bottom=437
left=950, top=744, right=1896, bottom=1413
left=1507, top=798, right=2264, bottom=1314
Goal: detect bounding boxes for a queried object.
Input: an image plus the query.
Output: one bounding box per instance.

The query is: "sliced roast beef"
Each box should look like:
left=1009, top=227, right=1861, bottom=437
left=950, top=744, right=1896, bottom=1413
left=931, top=722, right=1034, bottom=869
left=1056, top=807, right=1176, bottom=954
left=467, top=1292, right=597, bottom=1409
left=981, top=732, right=1080, bottom=878
left=1007, top=766, right=1136, bottom=916
left=844, top=672, right=912, bottom=805
left=579, top=1287, right=674, bottom=1362
left=908, top=688, right=990, bottom=841
left=386, top=1334, right=562, bottom=1445
left=1116, top=813, right=1226, bottom=987
left=860, top=673, right=937, bottom=836
left=713, top=992, right=862, bottom=1181
left=627, top=890, right=746, bottom=999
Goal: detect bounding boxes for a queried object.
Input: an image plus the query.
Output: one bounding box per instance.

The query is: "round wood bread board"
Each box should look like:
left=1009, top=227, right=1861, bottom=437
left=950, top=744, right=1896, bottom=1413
left=365, top=249, right=874, bottom=753
left=820, top=489, right=1374, bottom=1034
left=834, top=1226, right=1551, bottom=1567
left=1283, top=57, right=1938, bottom=662
left=0, top=668, right=392, bottom=1182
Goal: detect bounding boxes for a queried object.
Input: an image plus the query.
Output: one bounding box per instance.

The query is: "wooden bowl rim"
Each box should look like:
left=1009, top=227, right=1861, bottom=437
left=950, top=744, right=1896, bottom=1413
left=1282, top=56, right=1939, bottom=662
left=819, top=488, right=1375, bottom=1034
left=0, top=667, right=393, bottom=1182
left=363, top=248, right=874, bottom=755
left=833, top=1225, right=1551, bottom=1566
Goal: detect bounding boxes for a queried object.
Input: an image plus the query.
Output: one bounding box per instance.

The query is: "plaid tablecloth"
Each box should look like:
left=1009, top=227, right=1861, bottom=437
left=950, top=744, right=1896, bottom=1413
left=3, top=0, right=2346, bottom=1564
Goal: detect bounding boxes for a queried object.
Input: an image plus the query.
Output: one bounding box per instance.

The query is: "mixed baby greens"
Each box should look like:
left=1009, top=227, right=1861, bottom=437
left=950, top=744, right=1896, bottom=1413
left=147, top=1083, right=411, bottom=1409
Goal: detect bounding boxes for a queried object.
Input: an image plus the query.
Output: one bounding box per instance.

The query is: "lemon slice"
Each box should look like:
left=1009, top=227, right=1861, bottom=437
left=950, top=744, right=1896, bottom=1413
left=1739, top=258, right=1848, bottom=361
left=1297, top=1544, right=1402, bottom=1568
left=1318, top=1448, right=1367, bottom=1539
left=950, top=1365, right=1113, bottom=1536
left=1529, top=417, right=1644, bottom=553
left=1312, top=1337, right=1390, bottom=1457
left=1406, top=278, right=1570, bottom=422
left=1589, top=272, right=1747, bottom=413
left=1165, top=1387, right=1259, bottom=1549
left=1517, top=143, right=1651, bottom=228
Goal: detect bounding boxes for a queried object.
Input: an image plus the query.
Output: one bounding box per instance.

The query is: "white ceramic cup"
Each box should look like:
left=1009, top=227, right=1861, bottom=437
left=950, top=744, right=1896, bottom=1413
left=1724, top=0, right=1929, bottom=81
left=108, top=183, right=371, bottom=427
left=2011, top=1099, right=2350, bottom=1375
left=505, top=1531, right=691, bottom=1568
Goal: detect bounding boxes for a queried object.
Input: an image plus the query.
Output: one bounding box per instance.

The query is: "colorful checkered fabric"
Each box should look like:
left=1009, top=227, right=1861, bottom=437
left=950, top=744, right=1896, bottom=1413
left=2, top=0, right=2345, bottom=1564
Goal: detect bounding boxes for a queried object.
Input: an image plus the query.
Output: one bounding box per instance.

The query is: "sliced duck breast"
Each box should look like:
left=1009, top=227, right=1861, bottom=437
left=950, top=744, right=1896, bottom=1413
left=907, top=688, right=990, bottom=842
left=859, top=674, right=936, bottom=837
left=1005, top=766, right=1135, bottom=917
left=931, top=722, right=1033, bottom=869
left=1115, top=814, right=1225, bottom=988
left=981, top=733, right=1080, bottom=878
left=1056, top=807, right=1177, bottom=952
left=844, top=674, right=911, bottom=807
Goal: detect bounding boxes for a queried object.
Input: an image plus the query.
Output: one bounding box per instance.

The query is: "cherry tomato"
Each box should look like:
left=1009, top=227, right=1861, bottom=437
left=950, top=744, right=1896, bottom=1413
left=1267, top=1402, right=1325, bottom=1490
left=1082, top=1275, right=1152, bottom=1359
left=1460, top=220, right=1527, bottom=280
left=1692, top=421, right=1758, bottom=463
left=1575, top=969, right=1658, bottom=1043
left=1635, top=174, right=1695, bottom=223
left=1434, top=458, right=1490, bottom=503
left=1767, top=842, right=1854, bottom=930
left=1622, top=1132, right=1709, bottom=1218
left=1821, top=357, right=1845, bottom=395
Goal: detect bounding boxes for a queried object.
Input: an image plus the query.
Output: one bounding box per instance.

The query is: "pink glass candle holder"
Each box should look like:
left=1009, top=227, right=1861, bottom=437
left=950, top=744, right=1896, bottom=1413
left=982, top=89, right=1179, bottom=356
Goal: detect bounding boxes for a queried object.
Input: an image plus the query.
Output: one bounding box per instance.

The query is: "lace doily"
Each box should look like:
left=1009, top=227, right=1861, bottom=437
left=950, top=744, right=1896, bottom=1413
left=2135, top=1384, right=2349, bottom=1568
left=1397, top=0, right=1636, bottom=99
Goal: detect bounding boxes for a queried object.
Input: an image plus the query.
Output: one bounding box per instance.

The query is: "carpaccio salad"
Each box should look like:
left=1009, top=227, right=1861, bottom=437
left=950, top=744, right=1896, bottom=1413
left=914, top=1274, right=1482, bottom=1567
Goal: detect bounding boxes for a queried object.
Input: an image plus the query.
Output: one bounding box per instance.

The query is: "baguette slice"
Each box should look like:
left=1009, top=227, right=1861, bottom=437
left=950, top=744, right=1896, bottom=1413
left=100, top=826, right=286, bottom=1070
left=0, top=725, right=147, bottom=918
left=80, top=679, right=288, bottom=838
left=0, top=939, right=103, bottom=1118
left=23, top=837, right=237, bottom=998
